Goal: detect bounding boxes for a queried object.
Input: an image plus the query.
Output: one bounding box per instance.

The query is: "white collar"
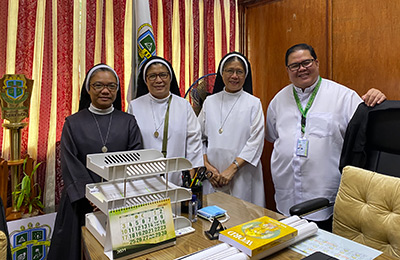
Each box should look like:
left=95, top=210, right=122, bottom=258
left=293, top=77, right=320, bottom=95
left=149, top=92, right=172, bottom=103
left=88, top=103, right=114, bottom=115
left=223, top=87, right=244, bottom=96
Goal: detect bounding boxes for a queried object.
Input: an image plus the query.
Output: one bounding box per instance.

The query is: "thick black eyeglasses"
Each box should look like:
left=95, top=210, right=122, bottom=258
left=287, top=59, right=315, bottom=72
left=146, top=72, right=170, bottom=81
left=90, top=82, right=118, bottom=92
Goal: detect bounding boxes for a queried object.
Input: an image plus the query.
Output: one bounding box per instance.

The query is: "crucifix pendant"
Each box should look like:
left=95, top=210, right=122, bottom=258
left=102, top=146, right=108, bottom=153
left=154, top=131, right=159, bottom=138
left=219, top=128, right=223, bottom=134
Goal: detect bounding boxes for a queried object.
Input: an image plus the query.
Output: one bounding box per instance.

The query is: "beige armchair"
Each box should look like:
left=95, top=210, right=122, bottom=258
left=0, top=197, right=11, bottom=260
left=333, top=166, right=400, bottom=257
left=0, top=231, right=7, bottom=260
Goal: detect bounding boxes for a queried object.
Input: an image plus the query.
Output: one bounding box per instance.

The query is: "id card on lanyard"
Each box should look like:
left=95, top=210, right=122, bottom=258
left=296, top=138, right=309, bottom=157
left=293, top=76, right=322, bottom=157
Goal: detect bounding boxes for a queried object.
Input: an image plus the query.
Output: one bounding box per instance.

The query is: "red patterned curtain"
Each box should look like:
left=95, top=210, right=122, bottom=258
left=0, top=0, right=238, bottom=211
left=148, top=0, right=239, bottom=96
left=0, top=0, right=134, bottom=211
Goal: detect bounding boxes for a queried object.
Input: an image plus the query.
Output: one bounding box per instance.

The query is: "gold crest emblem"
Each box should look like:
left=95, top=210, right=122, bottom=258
left=0, top=74, right=33, bottom=123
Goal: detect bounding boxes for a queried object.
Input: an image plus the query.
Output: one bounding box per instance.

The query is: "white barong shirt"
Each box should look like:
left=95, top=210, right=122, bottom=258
left=266, top=78, right=362, bottom=220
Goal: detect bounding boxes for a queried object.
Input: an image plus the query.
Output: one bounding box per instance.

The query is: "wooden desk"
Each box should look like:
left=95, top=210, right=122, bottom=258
left=81, top=192, right=395, bottom=260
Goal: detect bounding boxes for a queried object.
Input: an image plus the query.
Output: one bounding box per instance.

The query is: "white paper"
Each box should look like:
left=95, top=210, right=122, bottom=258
left=175, top=243, right=230, bottom=260
left=280, top=215, right=301, bottom=226
left=202, top=247, right=239, bottom=260
left=220, top=252, right=250, bottom=260
left=290, top=229, right=383, bottom=260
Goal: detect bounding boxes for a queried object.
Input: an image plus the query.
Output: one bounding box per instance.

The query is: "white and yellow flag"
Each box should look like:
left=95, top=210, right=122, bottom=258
left=127, top=0, right=156, bottom=101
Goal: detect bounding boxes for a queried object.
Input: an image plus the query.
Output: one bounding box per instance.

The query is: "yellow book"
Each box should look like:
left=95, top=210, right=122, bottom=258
left=218, top=216, right=297, bottom=258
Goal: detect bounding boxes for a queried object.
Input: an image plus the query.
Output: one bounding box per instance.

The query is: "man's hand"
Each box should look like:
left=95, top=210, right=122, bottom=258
left=362, top=88, right=386, bottom=107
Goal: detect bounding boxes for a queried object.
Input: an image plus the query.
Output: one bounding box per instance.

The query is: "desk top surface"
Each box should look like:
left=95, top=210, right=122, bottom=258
left=81, top=192, right=395, bottom=260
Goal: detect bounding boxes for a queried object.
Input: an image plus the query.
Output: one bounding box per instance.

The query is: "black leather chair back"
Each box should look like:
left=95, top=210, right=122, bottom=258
left=365, top=108, right=400, bottom=177
left=340, top=100, right=400, bottom=178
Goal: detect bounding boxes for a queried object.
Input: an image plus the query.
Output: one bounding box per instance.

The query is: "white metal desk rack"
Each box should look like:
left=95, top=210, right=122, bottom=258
left=84, top=149, right=193, bottom=250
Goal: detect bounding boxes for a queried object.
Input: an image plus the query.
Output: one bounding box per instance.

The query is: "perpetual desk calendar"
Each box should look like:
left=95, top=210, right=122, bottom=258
left=84, top=149, right=193, bottom=260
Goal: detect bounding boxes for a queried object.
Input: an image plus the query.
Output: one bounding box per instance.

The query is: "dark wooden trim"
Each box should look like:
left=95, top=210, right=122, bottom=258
left=238, top=0, right=280, bottom=8
left=238, top=4, right=245, bottom=54
left=326, top=0, right=333, bottom=79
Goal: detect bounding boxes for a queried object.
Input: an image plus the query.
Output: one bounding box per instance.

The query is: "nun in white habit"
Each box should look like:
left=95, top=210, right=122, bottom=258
left=127, top=56, right=203, bottom=185
left=198, top=52, right=266, bottom=207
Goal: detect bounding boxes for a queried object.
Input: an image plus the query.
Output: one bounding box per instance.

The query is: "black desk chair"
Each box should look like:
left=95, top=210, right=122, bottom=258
left=340, top=100, right=400, bottom=177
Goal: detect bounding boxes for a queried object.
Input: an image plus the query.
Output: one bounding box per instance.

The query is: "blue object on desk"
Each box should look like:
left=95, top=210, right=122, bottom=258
left=198, top=205, right=226, bottom=219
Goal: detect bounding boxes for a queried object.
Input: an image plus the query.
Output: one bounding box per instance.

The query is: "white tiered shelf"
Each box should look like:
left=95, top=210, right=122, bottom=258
left=84, top=149, right=194, bottom=257
left=86, top=149, right=192, bottom=181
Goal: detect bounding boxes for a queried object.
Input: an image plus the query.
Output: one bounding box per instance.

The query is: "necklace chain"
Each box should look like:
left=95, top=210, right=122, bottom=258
left=219, top=92, right=241, bottom=134
left=92, top=112, right=113, bottom=152
left=150, top=99, right=167, bottom=138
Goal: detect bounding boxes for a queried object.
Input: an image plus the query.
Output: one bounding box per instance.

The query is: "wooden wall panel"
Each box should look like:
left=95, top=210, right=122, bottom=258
left=243, top=0, right=330, bottom=210
left=245, top=0, right=329, bottom=111
left=332, top=0, right=400, bottom=100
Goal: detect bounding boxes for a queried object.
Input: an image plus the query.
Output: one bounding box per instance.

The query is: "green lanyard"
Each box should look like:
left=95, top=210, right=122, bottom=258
left=292, top=76, right=322, bottom=135
left=161, top=95, right=173, bottom=158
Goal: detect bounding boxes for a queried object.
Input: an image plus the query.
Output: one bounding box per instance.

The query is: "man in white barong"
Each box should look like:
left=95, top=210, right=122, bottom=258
left=265, top=43, right=386, bottom=231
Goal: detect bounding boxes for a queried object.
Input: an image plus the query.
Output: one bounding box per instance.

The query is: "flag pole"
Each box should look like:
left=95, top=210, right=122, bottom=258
left=128, top=0, right=155, bottom=102
left=130, top=0, right=138, bottom=101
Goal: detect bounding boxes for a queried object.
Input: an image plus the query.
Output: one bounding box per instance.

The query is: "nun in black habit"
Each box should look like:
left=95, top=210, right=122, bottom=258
left=47, top=64, right=143, bottom=260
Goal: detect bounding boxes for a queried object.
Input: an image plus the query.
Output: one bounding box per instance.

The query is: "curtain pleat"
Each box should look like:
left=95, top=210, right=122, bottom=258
left=37, top=0, right=53, bottom=210
left=0, top=0, right=8, bottom=78
left=86, top=0, right=96, bottom=73
left=27, top=0, right=46, bottom=162
left=113, top=0, right=126, bottom=108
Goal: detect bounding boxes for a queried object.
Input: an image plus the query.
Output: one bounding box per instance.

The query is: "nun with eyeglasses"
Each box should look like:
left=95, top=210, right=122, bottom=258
left=48, top=64, right=142, bottom=260
left=198, top=52, right=266, bottom=207
left=127, top=56, right=203, bottom=186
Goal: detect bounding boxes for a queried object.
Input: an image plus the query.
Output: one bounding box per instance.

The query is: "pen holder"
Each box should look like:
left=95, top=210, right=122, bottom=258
left=191, top=185, right=203, bottom=209
left=181, top=185, right=203, bottom=213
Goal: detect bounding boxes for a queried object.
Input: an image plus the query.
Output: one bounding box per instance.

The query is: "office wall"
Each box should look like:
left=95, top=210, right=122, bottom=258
left=239, top=0, right=400, bottom=210
left=332, top=0, right=400, bottom=99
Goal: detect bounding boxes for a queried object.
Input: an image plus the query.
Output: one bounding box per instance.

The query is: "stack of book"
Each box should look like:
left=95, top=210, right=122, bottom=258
left=218, top=215, right=297, bottom=258
left=219, top=215, right=318, bottom=259
left=176, top=215, right=318, bottom=260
